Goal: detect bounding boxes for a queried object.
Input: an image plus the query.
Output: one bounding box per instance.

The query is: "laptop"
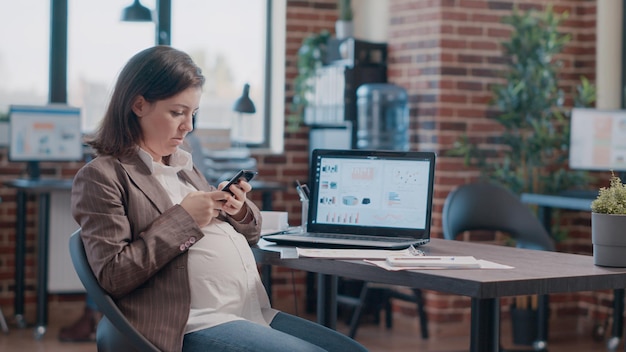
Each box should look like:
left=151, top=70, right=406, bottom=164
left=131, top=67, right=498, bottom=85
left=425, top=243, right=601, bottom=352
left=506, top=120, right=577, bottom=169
left=263, top=149, right=436, bottom=249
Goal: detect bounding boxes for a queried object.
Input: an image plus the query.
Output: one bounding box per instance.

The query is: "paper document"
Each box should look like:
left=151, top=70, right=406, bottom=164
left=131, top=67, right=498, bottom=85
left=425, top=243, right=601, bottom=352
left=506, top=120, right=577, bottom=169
left=386, top=256, right=481, bottom=268
left=294, top=247, right=514, bottom=270
left=365, top=259, right=514, bottom=271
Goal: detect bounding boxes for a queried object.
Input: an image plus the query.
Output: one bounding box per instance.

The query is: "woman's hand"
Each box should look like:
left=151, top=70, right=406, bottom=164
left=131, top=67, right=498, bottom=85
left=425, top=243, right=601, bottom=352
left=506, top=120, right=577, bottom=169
left=180, top=191, right=227, bottom=227
left=219, top=179, right=252, bottom=220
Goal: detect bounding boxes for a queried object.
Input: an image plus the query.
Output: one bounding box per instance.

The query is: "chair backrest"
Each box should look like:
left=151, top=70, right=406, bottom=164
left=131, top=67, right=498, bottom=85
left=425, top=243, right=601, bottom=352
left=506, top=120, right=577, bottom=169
left=441, top=182, right=555, bottom=251
left=69, top=229, right=160, bottom=352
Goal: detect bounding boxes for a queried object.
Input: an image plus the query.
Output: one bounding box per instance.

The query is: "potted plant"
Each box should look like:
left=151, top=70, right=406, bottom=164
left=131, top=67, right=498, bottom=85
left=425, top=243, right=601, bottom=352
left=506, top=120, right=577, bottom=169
left=447, top=5, right=594, bottom=241
left=590, top=172, right=626, bottom=267
left=335, top=0, right=353, bottom=39
left=287, top=30, right=331, bottom=132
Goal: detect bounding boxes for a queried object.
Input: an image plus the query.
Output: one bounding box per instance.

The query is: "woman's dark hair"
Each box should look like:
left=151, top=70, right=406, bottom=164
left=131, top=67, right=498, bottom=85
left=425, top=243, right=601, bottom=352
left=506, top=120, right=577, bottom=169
left=88, top=45, right=205, bottom=157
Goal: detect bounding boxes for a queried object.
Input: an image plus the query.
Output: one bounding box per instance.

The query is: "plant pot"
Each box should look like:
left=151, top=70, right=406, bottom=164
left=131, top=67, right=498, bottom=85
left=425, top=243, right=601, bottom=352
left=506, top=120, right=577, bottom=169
left=592, top=213, right=626, bottom=267
left=335, top=20, right=353, bottom=39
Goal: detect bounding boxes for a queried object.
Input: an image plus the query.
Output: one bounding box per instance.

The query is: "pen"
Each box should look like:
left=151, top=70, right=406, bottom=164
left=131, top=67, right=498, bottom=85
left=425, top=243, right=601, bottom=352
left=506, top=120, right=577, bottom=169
left=295, top=180, right=309, bottom=201
left=408, top=244, right=425, bottom=256
left=301, top=184, right=311, bottom=198
left=296, top=180, right=309, bottom=202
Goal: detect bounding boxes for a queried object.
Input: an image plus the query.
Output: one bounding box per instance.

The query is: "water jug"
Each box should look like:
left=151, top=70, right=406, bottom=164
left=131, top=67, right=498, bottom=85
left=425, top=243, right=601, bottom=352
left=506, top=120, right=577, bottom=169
left=356, top=83, right=409, bottom=151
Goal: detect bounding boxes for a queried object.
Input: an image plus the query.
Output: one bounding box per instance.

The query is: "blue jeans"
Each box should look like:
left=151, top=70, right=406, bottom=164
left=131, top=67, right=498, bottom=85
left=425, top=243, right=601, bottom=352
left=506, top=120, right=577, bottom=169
left=182, top=312, right=368, bottom=352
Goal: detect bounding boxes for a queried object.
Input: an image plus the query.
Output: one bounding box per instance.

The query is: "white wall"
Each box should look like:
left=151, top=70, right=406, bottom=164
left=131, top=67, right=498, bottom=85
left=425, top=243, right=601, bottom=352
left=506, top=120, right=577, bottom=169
left=353, top=0, right=389, bottom=42
left=596, top=0, right=623, bottom=109
left=48, top=191, right=83, bottom=293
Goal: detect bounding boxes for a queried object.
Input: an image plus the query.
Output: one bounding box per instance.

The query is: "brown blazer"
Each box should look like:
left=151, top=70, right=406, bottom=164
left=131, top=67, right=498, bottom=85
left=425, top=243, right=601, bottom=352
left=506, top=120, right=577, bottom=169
left=71, top=152, right=262, bottom=352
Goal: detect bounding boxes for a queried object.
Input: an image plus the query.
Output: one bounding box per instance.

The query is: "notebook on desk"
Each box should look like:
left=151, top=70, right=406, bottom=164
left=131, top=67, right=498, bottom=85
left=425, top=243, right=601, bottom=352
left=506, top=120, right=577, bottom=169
left=263, top=149, right=436, bottom=249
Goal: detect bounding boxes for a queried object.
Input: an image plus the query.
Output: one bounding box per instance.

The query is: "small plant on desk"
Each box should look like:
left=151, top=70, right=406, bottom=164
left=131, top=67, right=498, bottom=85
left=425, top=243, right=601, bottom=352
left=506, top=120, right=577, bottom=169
left=590, top=172, right=626, bottom=267
left=591, top=172, right=626, bottom=215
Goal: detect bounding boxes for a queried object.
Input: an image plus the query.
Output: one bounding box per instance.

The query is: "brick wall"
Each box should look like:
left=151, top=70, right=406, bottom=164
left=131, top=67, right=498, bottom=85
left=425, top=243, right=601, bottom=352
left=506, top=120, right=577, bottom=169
left=254, top=0, right=609, bottom=336
left=381, top=0, right=604, bottom=331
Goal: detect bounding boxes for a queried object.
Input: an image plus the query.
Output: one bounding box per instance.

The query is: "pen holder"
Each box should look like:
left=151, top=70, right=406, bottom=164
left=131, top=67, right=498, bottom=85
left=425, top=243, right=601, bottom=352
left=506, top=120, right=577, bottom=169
left=301, top=199, right=309, bottom=233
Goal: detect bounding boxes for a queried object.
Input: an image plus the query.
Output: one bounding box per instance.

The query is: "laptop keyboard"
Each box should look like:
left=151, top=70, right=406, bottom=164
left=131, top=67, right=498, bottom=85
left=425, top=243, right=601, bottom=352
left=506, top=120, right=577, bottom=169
left=303, top=232, right=414, bottom=243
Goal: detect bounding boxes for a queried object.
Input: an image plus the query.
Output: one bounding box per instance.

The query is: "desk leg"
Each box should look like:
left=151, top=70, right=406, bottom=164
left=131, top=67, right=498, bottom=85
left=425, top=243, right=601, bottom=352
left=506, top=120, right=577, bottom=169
left=607, top=288, right=624, bottom=351
left=33, top=193, right=50, bottom=340
left=261, top=190, right=272, bottom=213
left=261, top=264, right=272, bottom=303
left=470, top=298, right=499, bottom=352
left=534, top=294, right=549, bottom=351
left=536, top=206, right=552, bottom=237
left=259, top=192, right=272, bottom=301
left=14, top=190, right=27, bottom=328
left=317, top=274, right=338, bottom=329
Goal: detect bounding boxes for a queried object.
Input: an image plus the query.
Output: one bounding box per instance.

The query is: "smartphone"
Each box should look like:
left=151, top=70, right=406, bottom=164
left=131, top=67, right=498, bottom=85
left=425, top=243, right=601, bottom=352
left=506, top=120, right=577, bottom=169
left=221, top=169, right=257, bottom=194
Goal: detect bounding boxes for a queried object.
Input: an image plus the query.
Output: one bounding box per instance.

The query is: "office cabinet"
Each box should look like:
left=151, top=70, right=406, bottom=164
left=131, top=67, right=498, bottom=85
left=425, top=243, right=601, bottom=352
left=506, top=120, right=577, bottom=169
left=304, top=39, right=387, bottom=149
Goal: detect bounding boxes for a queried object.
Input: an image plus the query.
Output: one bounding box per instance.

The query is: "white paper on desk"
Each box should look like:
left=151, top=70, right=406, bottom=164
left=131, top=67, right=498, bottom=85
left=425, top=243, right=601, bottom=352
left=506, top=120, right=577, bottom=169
left=364, top=259, right=514, bottom=271
left=257, top=239, right=299, bottom=259
left=386, top=256, right=481, bottom=268
left=296, top=247, right=413, bottom=259
left=476, top=259, right=514, bottom=269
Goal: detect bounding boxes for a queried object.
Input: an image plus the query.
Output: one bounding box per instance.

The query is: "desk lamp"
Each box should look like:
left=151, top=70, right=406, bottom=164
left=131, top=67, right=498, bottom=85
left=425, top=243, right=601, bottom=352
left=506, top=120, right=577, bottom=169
left=231, top=83, right=256, bottom=148
left=121, top=0, right=168, bottom=45
left=121, top=0, right=153, bottom=22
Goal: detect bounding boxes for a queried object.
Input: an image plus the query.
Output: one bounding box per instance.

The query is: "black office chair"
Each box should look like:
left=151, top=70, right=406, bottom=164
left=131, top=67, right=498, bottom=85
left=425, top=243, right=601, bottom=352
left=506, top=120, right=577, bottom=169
left=442, top=181, right=555, bottom=352
left=337, top=280, right=428, bottom=339
left=69, top=229, right=160, bottom=352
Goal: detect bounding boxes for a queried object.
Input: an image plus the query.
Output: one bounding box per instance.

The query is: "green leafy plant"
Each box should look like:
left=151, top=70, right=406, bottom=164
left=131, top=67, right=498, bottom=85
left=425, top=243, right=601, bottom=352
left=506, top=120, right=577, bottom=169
left=338, top=0, right=353, bottom=21
left=448, top=5, right=594, bottom=196
left=287, top=30, right=331, bottom=132
left=591, top=173, right=626, bottom=214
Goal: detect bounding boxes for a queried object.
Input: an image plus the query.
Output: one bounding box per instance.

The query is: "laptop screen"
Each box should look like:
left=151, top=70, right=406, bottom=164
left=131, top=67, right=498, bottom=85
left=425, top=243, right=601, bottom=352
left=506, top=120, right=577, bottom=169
left=308, top=149, right=436, bottom=240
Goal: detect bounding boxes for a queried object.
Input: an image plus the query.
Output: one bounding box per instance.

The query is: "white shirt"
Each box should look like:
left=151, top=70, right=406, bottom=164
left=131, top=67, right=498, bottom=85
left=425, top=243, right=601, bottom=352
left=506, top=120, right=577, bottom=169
left=139, top=148, right=277, bottom=334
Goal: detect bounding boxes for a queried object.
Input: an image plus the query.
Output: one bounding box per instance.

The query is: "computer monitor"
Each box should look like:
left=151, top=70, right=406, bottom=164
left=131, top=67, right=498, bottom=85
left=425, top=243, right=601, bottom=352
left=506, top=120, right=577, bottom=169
left=9, top=104, right=83, bottom=178
left=569, top=108, right=626, bottom=172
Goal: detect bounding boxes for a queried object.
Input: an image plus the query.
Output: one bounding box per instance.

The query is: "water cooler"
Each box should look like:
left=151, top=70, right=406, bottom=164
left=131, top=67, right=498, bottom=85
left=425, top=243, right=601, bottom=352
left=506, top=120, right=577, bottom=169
left=356, top=83, right=409, bottom=151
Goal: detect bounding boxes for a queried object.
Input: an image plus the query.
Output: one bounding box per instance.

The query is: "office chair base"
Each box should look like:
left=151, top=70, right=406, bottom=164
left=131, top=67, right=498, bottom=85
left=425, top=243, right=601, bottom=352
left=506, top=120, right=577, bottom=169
left=33, top=325, right=46, bottom=340
left=0, top=309, right=8, bottom=334
left=500, top=340, right=547, bottom=352
left=606, top=336, right=620, bottom=351
left=15, top=314, right=27, bottom=329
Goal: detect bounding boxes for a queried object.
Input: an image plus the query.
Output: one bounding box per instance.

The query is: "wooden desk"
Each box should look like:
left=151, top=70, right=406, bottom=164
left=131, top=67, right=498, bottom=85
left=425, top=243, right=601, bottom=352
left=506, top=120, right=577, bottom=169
left=520, top=192, right=624, bottom=349
left=253, top=238, right=626, bottom=352
left=4, top=178, right=74, bottom=339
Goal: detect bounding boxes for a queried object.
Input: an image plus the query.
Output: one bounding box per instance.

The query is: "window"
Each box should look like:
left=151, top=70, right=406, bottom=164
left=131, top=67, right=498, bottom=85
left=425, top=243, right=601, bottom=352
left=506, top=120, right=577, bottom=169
left=172, top=1, right=264, bottom=144
left=171, top=0, right=285, bottom=151
left=0, top=1, right=50, bottom=115
left=67, top=0, right=155, bottom=133
left=66, top=0, right=284, bottom=152
left=1, top=1, right=284, bottom=152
